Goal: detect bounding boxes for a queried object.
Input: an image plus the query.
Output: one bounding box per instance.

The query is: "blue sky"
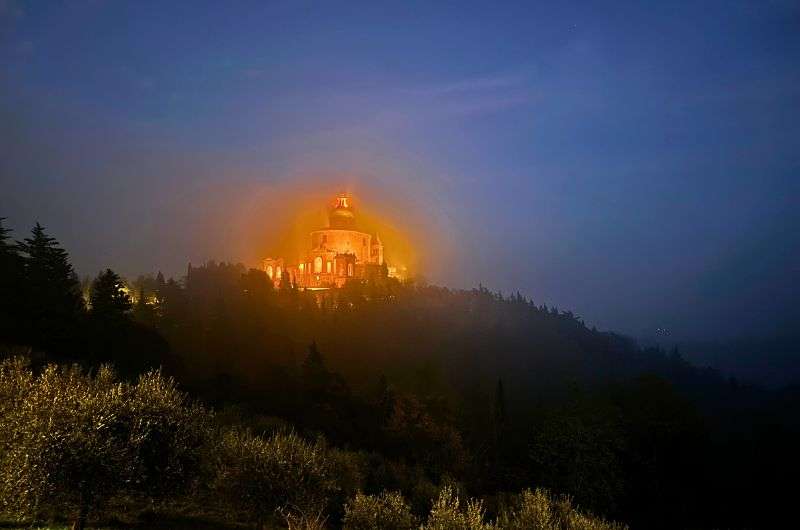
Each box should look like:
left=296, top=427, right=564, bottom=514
left=1, top=0, right=798, bottom=339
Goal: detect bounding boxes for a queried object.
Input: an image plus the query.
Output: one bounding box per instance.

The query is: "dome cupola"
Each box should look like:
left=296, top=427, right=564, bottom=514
left=329, top=195, right=356, bottom=229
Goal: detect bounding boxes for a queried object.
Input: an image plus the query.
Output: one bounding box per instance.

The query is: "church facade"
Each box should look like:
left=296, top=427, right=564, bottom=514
left=263, top=196, right=390, bottom=289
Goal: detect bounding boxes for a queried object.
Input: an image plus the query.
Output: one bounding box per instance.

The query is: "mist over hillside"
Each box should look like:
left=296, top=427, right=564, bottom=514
left=3, top=1, right=798, bottom=528
left=2, top=220, right=799, bottom=528
left=685, top=336, right=800, bottom=389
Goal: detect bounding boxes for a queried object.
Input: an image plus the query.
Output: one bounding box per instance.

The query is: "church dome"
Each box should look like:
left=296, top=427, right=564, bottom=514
left=329, top=196, right=356, bottom=229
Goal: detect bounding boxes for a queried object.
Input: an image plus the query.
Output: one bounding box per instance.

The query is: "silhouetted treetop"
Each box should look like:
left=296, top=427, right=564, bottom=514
left=90, top=268, right=132, bottom=319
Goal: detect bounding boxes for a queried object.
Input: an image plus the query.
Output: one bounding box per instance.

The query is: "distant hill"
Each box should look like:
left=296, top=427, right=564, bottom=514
left=677, top=336, right=800, bottom=389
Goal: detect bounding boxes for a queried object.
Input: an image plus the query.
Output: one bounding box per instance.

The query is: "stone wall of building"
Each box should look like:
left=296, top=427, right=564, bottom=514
left=263, top=196, right=389, bottom=289
left=311, top=229, right=372, bottom=264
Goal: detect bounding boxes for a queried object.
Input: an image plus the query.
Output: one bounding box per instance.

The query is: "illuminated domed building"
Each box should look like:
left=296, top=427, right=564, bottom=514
left=263, top=196, right=393, bottom=289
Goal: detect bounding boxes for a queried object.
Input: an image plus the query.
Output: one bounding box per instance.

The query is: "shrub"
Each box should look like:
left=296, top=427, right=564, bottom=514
left=497, top=488, right=628, bottom=530
left=343, top=491, right=418, bottom=530
left=416, top=486, right=628, bottom=530
left=282, top=509, right=328, bottom=530
left=497, top=488, right=556, bottom=529
left=423, top=485, right=496, bottom=530
left=212, top=428, right=336, bottom=529
left=0, top=360, right=136, bottom=528
left=527, top=410, right=625, bottom=515
left=384, top=394, right=468, bottom=477
left=0, top=357, right=210, bottom=530
left=126, top=370, right=212, bottom=501
left=326, top=447, right=368, bottom=522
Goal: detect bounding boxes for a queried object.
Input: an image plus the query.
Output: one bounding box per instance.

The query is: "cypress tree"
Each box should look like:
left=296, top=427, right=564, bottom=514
left=376, top=373, right=395, bottom=421
left=494, top=378, right=507, bottom=429
left=302, top=341, right=330, bottom=400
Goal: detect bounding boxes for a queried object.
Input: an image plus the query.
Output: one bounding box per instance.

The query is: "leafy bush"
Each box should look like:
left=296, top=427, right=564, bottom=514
left=126, top=370, right=211, bottom=501
left=424, top=485, right=496, bottom=530
left=0, top=357, right=210, bottom=529
left=384, top=394, right=468, bottom=477
left=326, top=447, right=368, bottom=523
left=527, top=409, right=625, bottom=515
left=497, top=488, right=556, bottom=529
left=282, top=509, right=328, bottom=530
left=343, top=491, right=418, bottom=530
left=212, top=428, right=336, bottom=529
left=0, top=360, right=129, bottom=528
left=0, top=357, right=629, bottom=530
left=497, top=488, right=628, bottom=530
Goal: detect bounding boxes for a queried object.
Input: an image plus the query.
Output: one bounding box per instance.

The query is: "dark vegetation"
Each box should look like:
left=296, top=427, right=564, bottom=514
left=1, top=218, right=797, bottom=529
left=676, top=335, right=800, bottom=389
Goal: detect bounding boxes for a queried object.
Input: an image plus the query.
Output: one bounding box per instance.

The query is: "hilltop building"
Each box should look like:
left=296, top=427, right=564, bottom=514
left=264, top=196, right=400, bottom=289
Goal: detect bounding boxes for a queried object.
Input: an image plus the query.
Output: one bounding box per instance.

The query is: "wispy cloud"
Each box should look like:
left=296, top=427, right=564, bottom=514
left=378, top=68, right=537, bottom=121
left=405, top=72, right=530, bottom=97
left=400, top=70, right=537, bottom=119
left=435, top=93, right=537, bottom=118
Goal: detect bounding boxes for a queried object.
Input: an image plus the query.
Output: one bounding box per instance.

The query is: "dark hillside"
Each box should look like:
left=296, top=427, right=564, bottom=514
left=1, top=221, right=798, bottom=528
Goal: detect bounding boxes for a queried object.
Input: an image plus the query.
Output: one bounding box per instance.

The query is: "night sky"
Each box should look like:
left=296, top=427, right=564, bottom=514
left=1, top=1, right=798, bottom=340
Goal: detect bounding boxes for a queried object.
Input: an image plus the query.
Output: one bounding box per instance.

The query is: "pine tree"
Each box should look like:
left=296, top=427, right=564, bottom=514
left=0, top=218, right=20, bottom=283
left=0, top=217, right=13, bottom=252
left=0, top=218, right=24, bottom=341
left=487, top=377, right=509, bottom=481
left=90, top=269, right=132, bottom=320
left=16, top=223, right=85, bottom=352
left=18, top=223, right=83, bottom=305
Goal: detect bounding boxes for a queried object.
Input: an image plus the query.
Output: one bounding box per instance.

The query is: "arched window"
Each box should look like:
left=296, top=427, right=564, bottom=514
left=347, top=263, right=354, bottom=277
left=326, top=261, right=332, bottom=273
left=299, top=263, right=304, bottom=273
left=276, top=266, right=282, bottom=279
left=266, top=265, right=273, bottom=279
left=314, top=256, right=323, bottom=273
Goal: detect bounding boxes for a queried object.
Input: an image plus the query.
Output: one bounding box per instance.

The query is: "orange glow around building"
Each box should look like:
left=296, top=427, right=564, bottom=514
left=263, top=194, right=408, bottom=288
left=214, top=174, right=445, bottom=286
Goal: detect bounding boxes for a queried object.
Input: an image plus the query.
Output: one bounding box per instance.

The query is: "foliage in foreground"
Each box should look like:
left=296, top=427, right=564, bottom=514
left=3, top=218, right=794, bottom=529
left=0, top=355, right=628, bottom=530
left=212, top=428, right=336, bottom=530
left=497, top=488, right=628, bottom=530
left=343, top=490, right=418, bottom=529
left=343, top=486, right=627, bottom=530
left=0, top=357, right=209, bottom=530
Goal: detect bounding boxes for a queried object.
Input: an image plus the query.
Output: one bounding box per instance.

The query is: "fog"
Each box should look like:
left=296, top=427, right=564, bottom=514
left=2, top=1, right=799, bottom=341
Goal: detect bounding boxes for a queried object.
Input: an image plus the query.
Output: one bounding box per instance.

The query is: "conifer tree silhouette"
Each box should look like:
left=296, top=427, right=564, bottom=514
left=90, top=269, right=132, bottom=320
left=16, top=223, right=84, bottom=353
